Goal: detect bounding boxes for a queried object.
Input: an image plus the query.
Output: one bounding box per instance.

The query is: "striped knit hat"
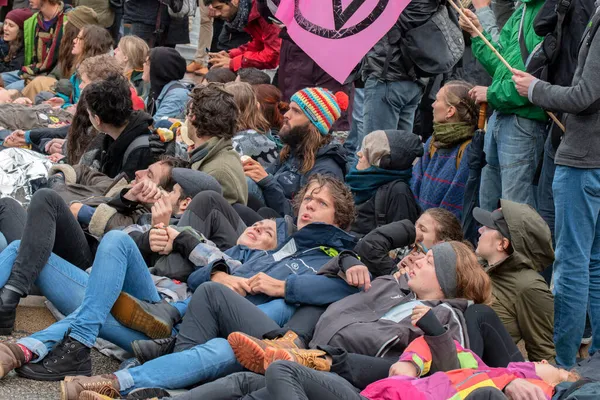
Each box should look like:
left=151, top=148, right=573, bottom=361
left=290, top=87, right=349, bottom=135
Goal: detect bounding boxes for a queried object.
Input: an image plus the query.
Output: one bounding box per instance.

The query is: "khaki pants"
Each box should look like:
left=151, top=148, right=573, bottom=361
left=22, top=76, right=57, bottom=102
left=194, top=1, right=213, bottom=66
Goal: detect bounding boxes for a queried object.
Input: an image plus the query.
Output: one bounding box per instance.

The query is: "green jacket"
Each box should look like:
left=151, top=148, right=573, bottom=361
left=23, top=8, right=69, bottom=68
left=486, top=199, right=555, bottom=362
left=471, top=0, right=547, bottom=121
left=190, top=137, right=248, bottom=206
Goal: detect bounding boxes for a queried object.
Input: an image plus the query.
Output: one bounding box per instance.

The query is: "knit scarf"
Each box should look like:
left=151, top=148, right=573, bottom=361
left=345, top=166, right=412, bottom=205
left=432, top=122, right=475, bottom=149
left=226, top=0, right=252, bottom=32
left=22, top=7, right=65, bottom=78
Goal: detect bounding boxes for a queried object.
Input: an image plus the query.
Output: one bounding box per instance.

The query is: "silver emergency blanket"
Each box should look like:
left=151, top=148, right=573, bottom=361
left=0, top=148, right=52, bottom=206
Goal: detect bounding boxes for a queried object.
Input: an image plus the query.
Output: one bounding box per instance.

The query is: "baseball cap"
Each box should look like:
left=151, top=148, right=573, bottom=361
left=473, top=207, right=511, bottom=241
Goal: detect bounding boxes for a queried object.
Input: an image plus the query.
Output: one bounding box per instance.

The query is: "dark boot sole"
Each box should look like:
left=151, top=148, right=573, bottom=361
left=127, top=387, right=171, bottom=399
left=111, top=294, right=171, bottom=339
left=16, top=366, right=92, bottom=381
left=227, top=332, right=268, bottom=374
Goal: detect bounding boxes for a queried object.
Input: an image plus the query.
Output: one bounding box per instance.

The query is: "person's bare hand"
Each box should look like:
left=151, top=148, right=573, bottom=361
left=65, top=105, right=77, bottom=115
left=469, top=86, right=488, bottom=104
left=149, top=224, right=169, bottom=253
left=458, top=9, right=483, bottom=37
left=45, top=97, right=65, bottom=108
left=151, top=195, right=172, bottom=227
left=209, top=52, right=231, bottom=69
left=3, top=130, right=27, bottom=147
left=45, top=138, right=65, bottom=155
left=389, top=361, right=418, bottom=377
left=12, top=97, right=32, bottom=106
left=411, top=305, right=432, bottom=326
left=211, top=271, right=252, bottom=296
left=158, top=226, right=180, bottom=255
left=504, top=378, right=547, bottom=400
left=248, top=272, right=286, bottom=297
left=243, top=158, right=268, bottom=182
left=512, top=69, right=536, bottom=97
left=48, top=153, right=65, bottom=163
left=345, top=265, right=371, bottom=291
left=126, top=179, right=162, bottom=204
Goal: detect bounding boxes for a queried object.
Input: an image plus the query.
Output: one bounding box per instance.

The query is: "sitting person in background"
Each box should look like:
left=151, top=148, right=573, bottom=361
left=254, top=83, right=287, bottom=140
left=0, top=8, right=34, bottom=74
left=225, top=81, right=279, bottom=167
left=411, top=80, right=477, bottom=220
left=473, top=200, right=555, bottom=362
left=114, top=34, right=149, bottom=99
left=143, top=47, right=190, bottom=123
left=236, top=67, right=271, bottom=85
left=346, top=130, right=422, bottom=237
left=199, top=67, right=237, bottom=85
left=1, top=0, right=72, bottom=90
left=186, top=83, right=248, bottom=205
left=243, top=87, right=348, bottom=217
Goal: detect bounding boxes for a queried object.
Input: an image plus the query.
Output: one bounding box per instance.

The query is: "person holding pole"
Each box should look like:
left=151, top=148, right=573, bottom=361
left=512, top=9, right=600, bottom=368
left=458, top=2, right=547, bottom=212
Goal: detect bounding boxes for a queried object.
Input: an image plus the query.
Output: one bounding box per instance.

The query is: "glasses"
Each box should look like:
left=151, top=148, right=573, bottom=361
left=74, top=36, right=84, bottom=41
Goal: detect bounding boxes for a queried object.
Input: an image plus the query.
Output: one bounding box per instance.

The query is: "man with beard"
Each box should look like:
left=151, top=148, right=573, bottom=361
left=243, top=87, right=349, bottom=217
left=204, top=0, right=281, bottom=72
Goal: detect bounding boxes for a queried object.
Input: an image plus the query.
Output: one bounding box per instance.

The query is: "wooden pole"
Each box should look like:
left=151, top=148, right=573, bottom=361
left=478, top=103, right=488, bottom=130
left=448, top=0, right=566, bottom=132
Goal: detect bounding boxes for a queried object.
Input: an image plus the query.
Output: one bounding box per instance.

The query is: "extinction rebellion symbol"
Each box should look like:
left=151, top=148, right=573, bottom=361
left=294, top=0, right=389, bottom=39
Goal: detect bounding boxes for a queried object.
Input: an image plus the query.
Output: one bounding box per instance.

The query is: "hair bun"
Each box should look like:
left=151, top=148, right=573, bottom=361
left=334, top=92, right=349, bottom=112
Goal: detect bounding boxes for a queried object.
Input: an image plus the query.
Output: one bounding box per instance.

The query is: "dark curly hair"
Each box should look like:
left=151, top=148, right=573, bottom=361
left=293, top=174, right=356, bottom=231
left=188, top=83, right=238, bottom=140
left=84, top=73, right=133, bottom=127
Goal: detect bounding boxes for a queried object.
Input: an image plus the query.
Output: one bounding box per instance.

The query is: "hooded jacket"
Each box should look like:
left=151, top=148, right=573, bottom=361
left=189, top=137, right=248, bottom=205
left=227, top=0, right=281, bottom=71
left=310, top=275, right=471, bottom=360
left=471, top=0, right=547, bottom=121
left=258, top=143, right=347, bottom=217
left=486, top=199, right=555, bottom=362
left=147, top=48, right=189, bottom=123
left=186, top=222, right=357, bottom=305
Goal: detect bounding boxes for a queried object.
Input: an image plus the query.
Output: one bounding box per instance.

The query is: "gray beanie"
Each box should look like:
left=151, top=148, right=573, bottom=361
left=431, top=242, right=458, bottom=298
left=171, top=168, right=222, bottom=198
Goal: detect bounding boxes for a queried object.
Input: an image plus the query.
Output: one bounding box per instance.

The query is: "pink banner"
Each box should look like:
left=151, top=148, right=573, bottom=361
left=276, top=0, right=411, bottom=84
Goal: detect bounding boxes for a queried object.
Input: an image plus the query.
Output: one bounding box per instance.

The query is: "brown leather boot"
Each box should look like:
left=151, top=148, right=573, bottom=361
left=0, top=342, right=25, bottom=378
left=227, top=331, right=305, bottom=374
left=186, top=61, right=205, bottom=73
left=265, top=348, right=331, bottom=372
left=60, top=374, right=120, bottom=400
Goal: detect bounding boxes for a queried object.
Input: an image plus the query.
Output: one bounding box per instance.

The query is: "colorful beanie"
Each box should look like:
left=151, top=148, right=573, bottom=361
left=290, top=87, right=349, bottom=135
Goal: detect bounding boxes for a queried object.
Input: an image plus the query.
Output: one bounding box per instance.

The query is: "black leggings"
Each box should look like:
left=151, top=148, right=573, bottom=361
left=0, top=197, right=26, bottom=244
left=4, top=189, right=93, bottom=295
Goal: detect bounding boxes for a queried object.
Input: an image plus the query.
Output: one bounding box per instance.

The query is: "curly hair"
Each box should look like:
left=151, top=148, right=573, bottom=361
left=78, top=54, right=124, bottom=82
left=293, top=174, right=356, bottom=231
left=442, top=80, right=479, bottom=129
left=224, top=81, right=270, bottom=134
left=188, top=83, right=239, bottom=140
left=84, top=73, right=133, bottom=127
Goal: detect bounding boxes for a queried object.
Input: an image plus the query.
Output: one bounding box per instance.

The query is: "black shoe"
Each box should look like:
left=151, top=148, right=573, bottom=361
left=132, top=337, right=176, bottom=364
left=0, top=287, right=21, bottom=335
left=127, top=387, right=171, bottom=399
left=111, top=292, right=181, bottom=339
left=16, top=332, right=91, bottom=381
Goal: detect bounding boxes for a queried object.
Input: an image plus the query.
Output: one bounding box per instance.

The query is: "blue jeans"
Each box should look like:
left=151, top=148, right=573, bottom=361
left=362, top=77, right=422, bottom=134
left=1, top=71, right=25, bottom=90
left=537, top=135, right=557, bottom=283
left=343, top=87, right=365, bottom=167
left=479, top=111, right=547, bottom=211
left=552, top=166, right=600, bottom=367
left=0, top=231, right=160, bottom=359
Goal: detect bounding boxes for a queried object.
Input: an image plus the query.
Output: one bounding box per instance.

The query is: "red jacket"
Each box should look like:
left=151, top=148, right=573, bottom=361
left=228, top=1, right=281, bottom=71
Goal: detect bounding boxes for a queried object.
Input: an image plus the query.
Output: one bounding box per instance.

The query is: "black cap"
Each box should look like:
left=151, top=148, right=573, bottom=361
left=473, top=207, right=511, bottom=241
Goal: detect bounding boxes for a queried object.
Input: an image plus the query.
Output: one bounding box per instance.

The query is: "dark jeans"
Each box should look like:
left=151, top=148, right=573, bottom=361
left=179, top=191, right=246, bottom=251
left=0, top=197, right=26, bottom=244
left=174, top=282, right=281, bottom=352
left=264, top=305, right=327, bottom=347
left=232, top=204, right=263, bottom=227
left=4, top=189, right=93, bottom=295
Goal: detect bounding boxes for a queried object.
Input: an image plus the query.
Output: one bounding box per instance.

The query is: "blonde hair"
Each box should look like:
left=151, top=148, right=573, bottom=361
left=117, top=35, right=149, bottom=71
left=224, top=81, right=271, bottom=134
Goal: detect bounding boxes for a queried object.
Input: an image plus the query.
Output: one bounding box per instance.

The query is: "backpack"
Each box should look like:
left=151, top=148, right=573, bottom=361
left=555, top=379, right=600, bottom=399
left=168, top=0, right=196, bottom=18
left=428, top=139, right=472, bottom=169
left=122, top=135, right=150, bottom=170
left=373, top=180, right=410, bottom=228
left=395, top=0, right=465, bottom=78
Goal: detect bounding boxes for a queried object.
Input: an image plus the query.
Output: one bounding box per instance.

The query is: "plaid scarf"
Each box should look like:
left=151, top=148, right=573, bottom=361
left=21, top=6, right=66, bottom=80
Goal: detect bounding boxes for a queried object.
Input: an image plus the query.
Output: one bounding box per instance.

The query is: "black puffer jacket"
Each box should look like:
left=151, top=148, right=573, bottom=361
left=0, top=45, right=25, bottom=73
left=363, top=0, right=440, bottom=81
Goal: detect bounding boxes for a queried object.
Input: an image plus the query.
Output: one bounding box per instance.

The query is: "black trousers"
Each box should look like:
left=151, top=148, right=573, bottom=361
left=4, top=189, right=93, bottom=295
left=178, top=191, right=246, bottom=251
left=0, top=197, right=26, bottom=244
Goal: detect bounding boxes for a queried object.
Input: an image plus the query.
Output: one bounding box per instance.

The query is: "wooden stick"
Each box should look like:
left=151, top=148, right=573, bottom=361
left=478, top=103, right=488, bottom=130
left=448, top=0, right=566, bottom=132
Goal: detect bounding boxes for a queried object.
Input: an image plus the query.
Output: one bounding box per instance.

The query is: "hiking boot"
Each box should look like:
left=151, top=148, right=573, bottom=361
left=16, top=334, right=91, bottom=381
left=0, top=287, right=21, bottom=335
left=186, top=61, right=205, bottom=73
left=61, top=374, right=120, bottom=400
left=127, top=387, right=171, bottom=399
left=111, top=292, right=180, bottom=339
left=131, top=337, right=176, bottom=364
left=0, top=342, right=25, bottom=378
left=265, top=348, right=330, bottom=372
left=193, top=66, right=209, bottom=76
left=227, top=331, right=305, bottom=374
